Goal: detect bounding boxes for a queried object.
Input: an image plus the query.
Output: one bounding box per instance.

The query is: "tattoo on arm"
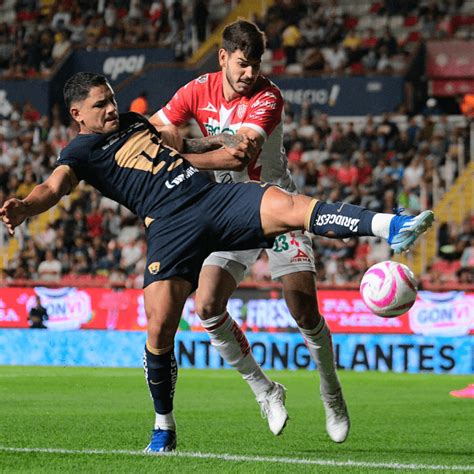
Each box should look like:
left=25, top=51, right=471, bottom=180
left=220, top=134, right=244, bottom=148
left=183, top=136, right=221, bottom=153
left=183, top=133, right=243, bottom=153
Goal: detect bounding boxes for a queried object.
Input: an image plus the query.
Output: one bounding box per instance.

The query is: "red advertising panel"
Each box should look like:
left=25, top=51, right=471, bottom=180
left=429, top=79, right=474, bottom=96
left=317, top=290, right=411, bottom=333
left=0, top=287, right=472, bottom=335
left=426, top=41, right=474, bottom=78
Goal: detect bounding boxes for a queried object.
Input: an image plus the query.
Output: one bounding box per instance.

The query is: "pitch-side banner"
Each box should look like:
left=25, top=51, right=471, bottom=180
left=429, top=79, right=474, bottom=96
left=0, top=287, right=473, bottom=336
left=271, top=76, right=404, bottom=115
left=0, top=329, right=471, bottom=374
left=71, top=49, right=175, bottom=84
left=426, top=40, right=474, bottom=78
left=0, top=80, right=49, bottom=118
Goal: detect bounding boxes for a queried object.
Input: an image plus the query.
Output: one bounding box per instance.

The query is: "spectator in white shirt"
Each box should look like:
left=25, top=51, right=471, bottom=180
left=38, top=249, right=62, bottom=281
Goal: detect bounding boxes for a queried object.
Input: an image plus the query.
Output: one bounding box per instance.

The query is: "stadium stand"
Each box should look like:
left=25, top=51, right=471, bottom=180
left=0, top=0, right=473, bottom=291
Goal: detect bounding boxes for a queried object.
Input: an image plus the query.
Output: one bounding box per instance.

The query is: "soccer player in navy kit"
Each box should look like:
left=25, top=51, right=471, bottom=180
left=0, top=72, right=434, bottom=453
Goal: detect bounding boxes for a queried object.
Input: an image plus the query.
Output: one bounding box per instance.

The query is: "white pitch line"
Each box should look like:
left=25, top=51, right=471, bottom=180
left=0, top=446, right=473, bottom=471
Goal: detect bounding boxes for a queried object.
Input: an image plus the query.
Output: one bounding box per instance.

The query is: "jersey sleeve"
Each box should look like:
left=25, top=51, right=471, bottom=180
left=157, top=80, right=197, bottom=126
left=242, top=88, right=284, bottom=140
left=56, top=147, right=86, bottom=182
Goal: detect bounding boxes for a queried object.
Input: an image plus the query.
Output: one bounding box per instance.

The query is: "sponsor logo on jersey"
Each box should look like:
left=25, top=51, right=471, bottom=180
left=291, top=248, right=311, bottom=264
left=315, top=214, right=360, bottom=232
left=198, top=101, right=218, bottom=113
left=249, top=109, right=267, bottom=118
left=204, top=117, right=238, bottom=136
left=263, top=91, right=277, bottom=99
left=251, top=99, right=278, bottom=110
left=148, top=262, right=161, bottom=275
left=165, top=166, right=199, bottom=188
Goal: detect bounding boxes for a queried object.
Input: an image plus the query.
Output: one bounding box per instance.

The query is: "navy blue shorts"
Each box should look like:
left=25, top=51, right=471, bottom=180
left=144, top=181, right=274, bottom=290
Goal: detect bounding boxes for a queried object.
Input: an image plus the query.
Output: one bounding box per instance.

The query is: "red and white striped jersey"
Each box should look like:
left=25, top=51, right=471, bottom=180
left=157, top=72, right=295, bottom=191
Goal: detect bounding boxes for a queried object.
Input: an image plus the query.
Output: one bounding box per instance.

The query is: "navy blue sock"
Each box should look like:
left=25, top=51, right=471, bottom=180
left=143, top=346, right=178, bottom=414
left=309, top=201, right=376, bottom=238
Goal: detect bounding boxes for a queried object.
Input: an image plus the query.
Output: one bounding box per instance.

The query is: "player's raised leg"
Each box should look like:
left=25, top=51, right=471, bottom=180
left=143, top=278, right=192, bottom=454
left=281, top=271, right=350, bottom=443
left=195, top=263, right=289, bottom=435
left=259, top=187, right=434, bottom=252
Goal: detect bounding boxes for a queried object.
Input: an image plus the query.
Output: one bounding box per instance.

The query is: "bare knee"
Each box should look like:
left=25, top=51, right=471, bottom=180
left=147, top=312, right=176, bottom=347
left=195, top=291, right=228, bottom=319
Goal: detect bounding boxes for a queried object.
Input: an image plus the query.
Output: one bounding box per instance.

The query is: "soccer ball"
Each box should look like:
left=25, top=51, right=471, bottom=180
left=360, top=261, right=418, bottom=318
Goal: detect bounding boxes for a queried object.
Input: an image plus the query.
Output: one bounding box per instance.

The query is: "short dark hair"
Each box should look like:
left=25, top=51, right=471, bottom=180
left=63, top=72, right=109, bottom=109
left=221, top=20, right=266, bottom=61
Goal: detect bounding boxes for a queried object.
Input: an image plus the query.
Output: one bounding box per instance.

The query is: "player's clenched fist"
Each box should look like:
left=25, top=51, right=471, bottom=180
left=0, top=198, right=28, bottom=235
left=221, top=134, right=258, bottom=158
left=221, top=135, right=256, bottom=171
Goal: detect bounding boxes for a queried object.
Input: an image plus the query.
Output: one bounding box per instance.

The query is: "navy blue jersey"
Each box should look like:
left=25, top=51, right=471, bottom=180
left=57, top=112, right=212, bottom=221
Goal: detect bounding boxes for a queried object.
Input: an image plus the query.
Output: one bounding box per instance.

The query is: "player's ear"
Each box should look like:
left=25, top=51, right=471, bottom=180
left=218, top=48, right=228, bottom=68
left=70, top=106, right=81, bottom=122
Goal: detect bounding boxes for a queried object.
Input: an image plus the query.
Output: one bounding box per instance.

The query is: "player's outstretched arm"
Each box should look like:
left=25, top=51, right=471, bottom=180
left=0, top=165, right=76, bottom=236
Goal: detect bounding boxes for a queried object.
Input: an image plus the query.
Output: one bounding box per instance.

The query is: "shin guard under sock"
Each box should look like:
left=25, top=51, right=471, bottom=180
left=143, top=345, right=177, bottom=415
left=307, top=201, right=376, bottom=238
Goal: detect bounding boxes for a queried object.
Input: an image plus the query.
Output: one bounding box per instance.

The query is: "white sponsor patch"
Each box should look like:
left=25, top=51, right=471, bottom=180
left=165, top=166, right=198, bottom=189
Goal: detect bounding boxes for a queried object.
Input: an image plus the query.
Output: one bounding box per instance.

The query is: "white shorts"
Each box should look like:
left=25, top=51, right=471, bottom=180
left=203, top=230, right=315, bottom=284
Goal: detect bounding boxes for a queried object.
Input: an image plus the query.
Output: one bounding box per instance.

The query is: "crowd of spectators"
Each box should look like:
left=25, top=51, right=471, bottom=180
left=254, top=0, right=471, bottom=75
left=0, top=98, right=472, bottom=289
left=1, top=0, right=472, bottom=80
left=0, top=0, right=217, bottom=79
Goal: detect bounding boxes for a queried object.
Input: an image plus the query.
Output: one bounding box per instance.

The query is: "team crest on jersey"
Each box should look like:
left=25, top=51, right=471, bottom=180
left=237, top=104, right=247, bottom=119
left=148, top=262, right=161, bottom=275
left=291, top=249, right=311, bottom=264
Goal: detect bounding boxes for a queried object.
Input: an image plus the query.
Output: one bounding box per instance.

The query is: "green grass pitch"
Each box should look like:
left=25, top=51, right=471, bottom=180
left=0, top=366, right=472, bottom=472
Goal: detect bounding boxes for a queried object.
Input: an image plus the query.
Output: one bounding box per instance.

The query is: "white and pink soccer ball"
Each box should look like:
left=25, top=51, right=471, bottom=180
left=360, top=261, right=418, bottom=318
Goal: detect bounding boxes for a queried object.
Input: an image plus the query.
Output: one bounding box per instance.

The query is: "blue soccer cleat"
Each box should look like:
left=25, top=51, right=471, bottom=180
left=388, top=210, right=435, bottom=254
left=144, top=429, right=177, bottom=453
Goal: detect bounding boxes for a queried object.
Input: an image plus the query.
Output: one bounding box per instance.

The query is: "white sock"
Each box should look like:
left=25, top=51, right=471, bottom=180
left=201, top=311, right=273, bottom=397
left=371, top=213, right=393, bottom=239
left=299, top=318, right=341, bottom=395
left=154, top=411, right=176, bottom=431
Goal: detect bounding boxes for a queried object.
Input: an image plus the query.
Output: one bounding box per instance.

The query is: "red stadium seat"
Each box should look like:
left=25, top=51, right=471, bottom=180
left=404, top=16, right=419, bottom=27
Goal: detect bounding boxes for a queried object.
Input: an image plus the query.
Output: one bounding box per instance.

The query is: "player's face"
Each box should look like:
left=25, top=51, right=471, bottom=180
left=220, top=49, right=260, bottom=98
left=70, top=84, right=119, bottom=134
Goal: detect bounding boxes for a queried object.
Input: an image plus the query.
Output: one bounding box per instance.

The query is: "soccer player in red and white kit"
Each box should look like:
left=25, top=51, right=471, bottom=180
left=150, top=19, right=350, bottom=442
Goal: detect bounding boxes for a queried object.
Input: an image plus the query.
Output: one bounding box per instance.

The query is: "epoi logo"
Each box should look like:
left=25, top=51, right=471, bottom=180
left=103, top=54, right=145, bottom=80
left=409, top=291, right=473, bottom=336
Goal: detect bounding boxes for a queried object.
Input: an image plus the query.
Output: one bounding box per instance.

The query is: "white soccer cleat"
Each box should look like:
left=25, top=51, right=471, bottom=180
left=321, top=388, right=350, bottom=443
left=257, top=382, right=289, bottom=435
